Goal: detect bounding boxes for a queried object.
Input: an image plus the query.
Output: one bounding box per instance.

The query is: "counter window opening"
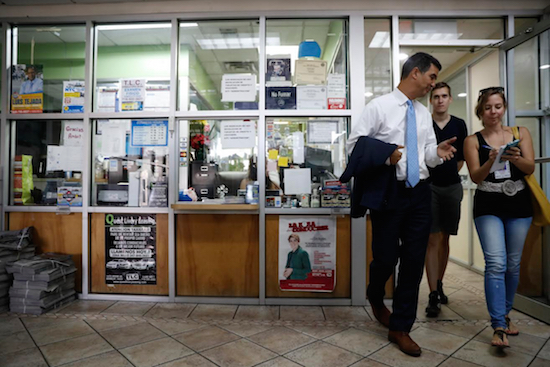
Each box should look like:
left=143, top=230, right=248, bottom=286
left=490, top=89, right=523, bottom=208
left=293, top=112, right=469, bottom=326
left=178, top=119, right=258, bottom=204
left=9, top=120, right=84, bottom=206
left=94, top=22, right=171, bottom=113
left=265, top=18, right=349, bottom=111
left=265, top=117, right=350, bottom=209
left=92, top=119, right=170, bottom=207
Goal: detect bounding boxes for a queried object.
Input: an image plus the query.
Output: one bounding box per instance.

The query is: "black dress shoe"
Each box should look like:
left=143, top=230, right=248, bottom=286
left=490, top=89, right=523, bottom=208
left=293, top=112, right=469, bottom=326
left=437, top=280, right=448, bottom=304
left=425, top=291, right=441, bottom=317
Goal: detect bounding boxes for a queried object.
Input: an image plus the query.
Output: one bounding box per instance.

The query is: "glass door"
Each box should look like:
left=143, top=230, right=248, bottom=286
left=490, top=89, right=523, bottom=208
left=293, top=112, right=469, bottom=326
left=502, top=17, right=550, bottom=323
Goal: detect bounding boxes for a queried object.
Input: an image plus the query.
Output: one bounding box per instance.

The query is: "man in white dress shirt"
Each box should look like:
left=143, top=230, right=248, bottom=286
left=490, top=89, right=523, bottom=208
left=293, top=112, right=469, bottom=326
left=347, top=53, right=456, bottom=357
left=19, top=66, right=43, bottom=95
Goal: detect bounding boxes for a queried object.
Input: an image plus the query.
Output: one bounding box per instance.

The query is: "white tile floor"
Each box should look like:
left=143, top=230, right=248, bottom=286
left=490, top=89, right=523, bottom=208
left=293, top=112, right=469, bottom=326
left=0, top=262, right=548, bottom=367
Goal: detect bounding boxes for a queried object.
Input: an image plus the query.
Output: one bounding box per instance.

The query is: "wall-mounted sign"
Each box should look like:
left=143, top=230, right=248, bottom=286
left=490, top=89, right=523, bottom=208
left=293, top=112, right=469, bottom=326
left=279, top=216, right=336, bottom=292
left=105, top=214, right=157, bottom=285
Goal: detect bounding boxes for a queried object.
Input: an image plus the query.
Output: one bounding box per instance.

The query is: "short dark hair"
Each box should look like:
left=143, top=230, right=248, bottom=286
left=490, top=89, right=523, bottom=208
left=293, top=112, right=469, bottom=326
left=430, top=82, right=452, bottom=99
left=401, top=52, right=442, bottom=80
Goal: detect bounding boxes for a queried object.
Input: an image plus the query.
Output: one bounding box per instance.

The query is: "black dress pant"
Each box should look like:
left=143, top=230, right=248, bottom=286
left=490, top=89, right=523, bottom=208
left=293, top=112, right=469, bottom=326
left=367, top=181, right=431, bottom=332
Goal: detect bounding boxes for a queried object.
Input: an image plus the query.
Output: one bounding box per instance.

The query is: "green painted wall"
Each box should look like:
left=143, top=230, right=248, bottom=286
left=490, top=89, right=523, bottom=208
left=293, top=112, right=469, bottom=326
left=16, top=42, right=222, bottom=110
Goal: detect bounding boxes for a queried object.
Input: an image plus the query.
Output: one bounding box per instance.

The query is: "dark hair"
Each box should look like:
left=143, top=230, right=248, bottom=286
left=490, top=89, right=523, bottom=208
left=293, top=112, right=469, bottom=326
left=430, top=82, right=452, bottom=99
left=475, top=87, right=507, bottom=120
left=401, top=52, right=442, bottom=80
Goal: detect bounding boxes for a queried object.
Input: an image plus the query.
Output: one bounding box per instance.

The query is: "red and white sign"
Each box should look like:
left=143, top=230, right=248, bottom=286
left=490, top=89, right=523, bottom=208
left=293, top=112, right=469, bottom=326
left=279, top=216, right=336, bottom=292
left=328, top=98, right=346, bottom=110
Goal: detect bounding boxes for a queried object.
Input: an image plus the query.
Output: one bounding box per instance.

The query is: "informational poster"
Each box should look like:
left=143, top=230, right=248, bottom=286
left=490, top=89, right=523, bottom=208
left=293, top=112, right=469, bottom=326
left=99, top=121, right=127, bottom=157
left=105, top=214, right=157, bottom=285
left=97, top=87, right=118, bottom=112
left=62, top=81, right=85, bottom=113
left=144, top=85, right=170, bottom=112
left=221, top=74, right=256, bottom=102
left=131, top=120, right=169, bottom=147
left=62, top=121, right=84, bottom=146
left=307, top=120, right=339, bottom=144
left=221, top=120, right=256, bottom=148
left=120, top=79, right=146, bottom=111
left=279, top=216, right=336, bottom=292
left=11, top=64, right=44, bottom=114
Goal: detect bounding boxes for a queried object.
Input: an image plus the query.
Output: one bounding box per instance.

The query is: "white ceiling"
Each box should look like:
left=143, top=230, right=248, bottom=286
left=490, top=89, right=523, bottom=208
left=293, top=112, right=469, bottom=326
left=1, top=0, right=168, bottom=4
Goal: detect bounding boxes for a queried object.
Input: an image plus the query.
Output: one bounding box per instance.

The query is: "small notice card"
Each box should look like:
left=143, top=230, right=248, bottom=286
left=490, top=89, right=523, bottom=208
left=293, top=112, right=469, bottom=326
left=222, top=74, right=256, bottom=102
left=221, top=120, right=256, bottom=149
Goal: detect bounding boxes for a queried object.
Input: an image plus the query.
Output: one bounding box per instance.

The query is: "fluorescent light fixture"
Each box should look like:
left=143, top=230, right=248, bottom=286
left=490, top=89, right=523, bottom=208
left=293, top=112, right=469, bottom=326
left=274, top=121, right=289, bottom=124
left=457, top=93, right=467, bottom=98
left=365, top=92, right=374, bottom=97
left=399, top=53, right=409, bottom=61
left=368, top=31, right=390, bottom=48
left=97, top=23, right=171, bottom=31
left=180, top=23, right=199, bottom=28
left=540, top=64, right=550, bottom=70
left=197, top=37, right=260, bottom=50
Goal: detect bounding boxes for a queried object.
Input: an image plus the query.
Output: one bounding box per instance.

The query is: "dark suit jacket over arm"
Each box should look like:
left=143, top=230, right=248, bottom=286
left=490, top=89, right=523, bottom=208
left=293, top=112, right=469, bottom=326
left=340, top=136, right=398, bottom=217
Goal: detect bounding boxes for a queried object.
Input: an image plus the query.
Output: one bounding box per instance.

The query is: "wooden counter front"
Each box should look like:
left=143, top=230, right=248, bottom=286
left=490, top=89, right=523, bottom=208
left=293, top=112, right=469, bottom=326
left=8, top=212, right=83, bottom=292
left=176, top=214, right=259, bottom=297
left=90, top=213, right=169, bottom=295
left=266, top=215, right=351, bottom=298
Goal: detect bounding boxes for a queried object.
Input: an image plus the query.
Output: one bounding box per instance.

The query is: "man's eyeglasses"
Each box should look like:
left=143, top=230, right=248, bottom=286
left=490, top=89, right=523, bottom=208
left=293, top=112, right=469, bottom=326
left=479, top=86, right=504, bottom=96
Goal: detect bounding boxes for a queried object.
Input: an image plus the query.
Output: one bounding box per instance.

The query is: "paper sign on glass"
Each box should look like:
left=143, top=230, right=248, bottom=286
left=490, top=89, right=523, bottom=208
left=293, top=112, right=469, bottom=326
left=283, top=168, right=312, bottom=195
left=63, top=121, right=84, bottom=147
left=221, top=74, right=257, bottom=102
left=307, top=120, right=339, bottom=144
left=327, top=74, right=346, bottom=98
left=131, top=120, right=168, bottom=147
left=295, top=59, right=327, bottom=85
left=62, top=81, right=85, bottom=113
left=221, top=120, right=256, bottom=148
left=297, top=86, right=327, bottom=110
left=47, top=146, right=83, bottom=172
left=121, top=79, right=146, bottom=111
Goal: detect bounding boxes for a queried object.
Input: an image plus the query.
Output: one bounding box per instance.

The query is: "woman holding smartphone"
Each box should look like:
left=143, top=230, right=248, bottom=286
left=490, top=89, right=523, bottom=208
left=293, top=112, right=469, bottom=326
left=463, top=87, right=535, bottom=348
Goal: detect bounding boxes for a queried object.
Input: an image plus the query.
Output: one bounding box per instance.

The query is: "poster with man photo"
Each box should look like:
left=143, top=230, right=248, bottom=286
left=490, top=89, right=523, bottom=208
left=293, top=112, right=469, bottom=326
left=279, top=216, right=336, bottom=292
left=11, top=64, right=44, bottom=113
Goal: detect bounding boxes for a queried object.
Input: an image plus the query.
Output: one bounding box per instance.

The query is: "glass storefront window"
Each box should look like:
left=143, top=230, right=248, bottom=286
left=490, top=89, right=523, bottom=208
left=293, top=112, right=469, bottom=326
left=177, top=119, right=258, bottom=203
left=92, top=119, right=169, bottom=207
left=12, top=25, right=86, bottom=113
left=364, top=19, right=392, bottom=104
left=265, top=19, right=349, bottom=110
left=10, top=120, right=83, bottom=206
left=178, top=20, right=260, bottom=111
left=399, top=18, right=504, bottom=41
left=94, top=23, right=171, bottom=113
left=265, top=117, right=349, bottom=209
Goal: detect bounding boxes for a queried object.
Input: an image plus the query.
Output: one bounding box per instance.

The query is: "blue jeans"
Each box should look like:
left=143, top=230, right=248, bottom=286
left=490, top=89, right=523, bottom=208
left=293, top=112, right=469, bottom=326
left=474, top=215, right=532, bottom=329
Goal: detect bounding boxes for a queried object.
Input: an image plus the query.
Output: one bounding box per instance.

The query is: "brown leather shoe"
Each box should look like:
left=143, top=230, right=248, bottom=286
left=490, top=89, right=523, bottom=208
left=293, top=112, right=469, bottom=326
left=388, top=331, right=421, bottom=357
left=370, top=303, right=391, bottom=328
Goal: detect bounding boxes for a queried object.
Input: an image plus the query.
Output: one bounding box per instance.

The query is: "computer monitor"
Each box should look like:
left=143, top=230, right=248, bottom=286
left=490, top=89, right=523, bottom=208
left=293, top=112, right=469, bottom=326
left=304, top=147, right=333, bottom=183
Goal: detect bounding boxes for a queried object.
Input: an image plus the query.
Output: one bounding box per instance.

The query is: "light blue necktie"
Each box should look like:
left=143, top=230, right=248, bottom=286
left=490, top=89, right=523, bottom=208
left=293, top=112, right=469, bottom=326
left=406, top=100, right=420, bottom=188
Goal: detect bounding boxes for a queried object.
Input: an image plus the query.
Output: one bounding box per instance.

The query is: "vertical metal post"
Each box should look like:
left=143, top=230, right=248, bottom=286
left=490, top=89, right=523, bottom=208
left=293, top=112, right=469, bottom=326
left=80, top=20, right=94, bottom=299
left=258, top=15, right=267, bottom=304
left=349, top=14, right=366, bottom=305
left=168, top=18, right=179, bottom=301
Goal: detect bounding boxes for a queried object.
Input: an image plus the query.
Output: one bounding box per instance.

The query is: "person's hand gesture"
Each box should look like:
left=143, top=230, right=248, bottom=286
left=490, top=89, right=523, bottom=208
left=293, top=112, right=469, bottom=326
left=501, top=146, right=522, bottom=162
left=390, top=145, right=404, bottom=165
left=437, top=137, right=457, bottom=161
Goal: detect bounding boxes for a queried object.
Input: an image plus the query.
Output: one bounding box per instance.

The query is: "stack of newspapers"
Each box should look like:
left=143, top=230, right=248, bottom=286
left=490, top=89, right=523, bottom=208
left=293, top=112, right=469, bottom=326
left=0, top=227, right=35, bottom=313
left=7, top=253, right=76, bottom=314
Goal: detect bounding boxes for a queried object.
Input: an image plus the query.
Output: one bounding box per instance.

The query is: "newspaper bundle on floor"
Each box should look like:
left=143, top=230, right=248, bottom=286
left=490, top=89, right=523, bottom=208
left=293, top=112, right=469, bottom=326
left=6, top=252, right=76, bottom=315
left=0, top=227, right=35, bottom=313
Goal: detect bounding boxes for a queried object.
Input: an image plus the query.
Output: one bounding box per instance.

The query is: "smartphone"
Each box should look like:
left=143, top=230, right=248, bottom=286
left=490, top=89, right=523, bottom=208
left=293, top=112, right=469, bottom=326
left=504, top=139, right=521, bottom=152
